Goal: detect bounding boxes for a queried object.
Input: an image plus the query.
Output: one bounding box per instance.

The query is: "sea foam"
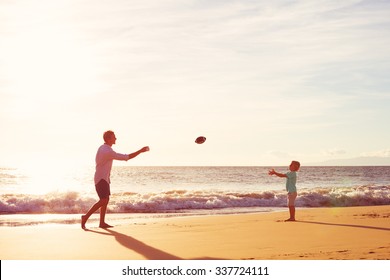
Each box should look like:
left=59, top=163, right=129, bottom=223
left=1, top=185, right=389, bottom=214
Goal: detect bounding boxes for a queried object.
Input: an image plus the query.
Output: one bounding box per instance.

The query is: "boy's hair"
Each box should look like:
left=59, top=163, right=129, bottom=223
left=292, top=160, right=301, bottom=171
left=103, top=130, right=115, bottom=142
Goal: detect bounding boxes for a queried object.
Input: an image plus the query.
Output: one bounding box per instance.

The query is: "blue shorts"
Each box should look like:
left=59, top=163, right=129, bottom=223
left=95, top=179, right=110, bottom=199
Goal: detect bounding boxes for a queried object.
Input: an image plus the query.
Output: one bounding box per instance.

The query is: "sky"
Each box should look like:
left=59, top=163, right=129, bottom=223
left=1, top=0, right=390, bottom=169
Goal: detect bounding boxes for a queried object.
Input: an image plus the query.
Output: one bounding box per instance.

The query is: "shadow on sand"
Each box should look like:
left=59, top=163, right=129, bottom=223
left=85, top=228, right=226, bottom=260
left=297, top=220, right=390, bottom=232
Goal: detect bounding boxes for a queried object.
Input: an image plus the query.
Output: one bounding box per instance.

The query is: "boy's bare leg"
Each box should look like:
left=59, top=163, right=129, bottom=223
left=285, top=206, right=296, bottom=221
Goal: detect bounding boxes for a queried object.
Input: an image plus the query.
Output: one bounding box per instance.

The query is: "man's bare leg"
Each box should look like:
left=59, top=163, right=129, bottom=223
left=81, top=199, right=107, bottom=229
left=99, top=198, right=113, bottom=228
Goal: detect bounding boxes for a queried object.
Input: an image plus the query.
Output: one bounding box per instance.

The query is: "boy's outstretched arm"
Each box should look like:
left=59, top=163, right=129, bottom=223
left=268, top=169, right=287, bottom=178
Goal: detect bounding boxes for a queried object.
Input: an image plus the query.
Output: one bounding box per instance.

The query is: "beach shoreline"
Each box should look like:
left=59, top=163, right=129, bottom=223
left=1, top=205, right=389, bottom=260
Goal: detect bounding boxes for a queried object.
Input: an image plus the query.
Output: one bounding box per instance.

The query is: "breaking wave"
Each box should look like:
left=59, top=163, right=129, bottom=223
left=1, top=185, right=389, bottom=214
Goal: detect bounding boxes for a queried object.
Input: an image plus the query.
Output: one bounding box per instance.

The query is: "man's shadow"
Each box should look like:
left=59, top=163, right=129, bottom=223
left=85, top=228, right=182, bottom=260
left=85, top=228, right=225, bottom=260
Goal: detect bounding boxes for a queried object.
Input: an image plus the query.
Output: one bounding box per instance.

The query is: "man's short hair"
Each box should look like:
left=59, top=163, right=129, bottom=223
left=103, top=130, right=115, bottom=142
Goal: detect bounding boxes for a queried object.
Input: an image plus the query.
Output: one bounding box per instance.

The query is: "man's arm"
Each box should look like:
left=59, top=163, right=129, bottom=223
left=128, top=146, right=150, bottom=160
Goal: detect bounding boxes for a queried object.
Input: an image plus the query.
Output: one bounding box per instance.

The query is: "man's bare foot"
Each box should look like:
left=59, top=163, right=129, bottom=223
left=99, top=223, right=113, bottom=228
left=285, top=218, right=296, bottom=222
left=81, top=215, right=87, bottom=229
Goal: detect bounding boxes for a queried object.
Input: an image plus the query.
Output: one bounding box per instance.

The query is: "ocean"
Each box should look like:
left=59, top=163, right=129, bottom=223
left=1, top=166, right=389, bottom=226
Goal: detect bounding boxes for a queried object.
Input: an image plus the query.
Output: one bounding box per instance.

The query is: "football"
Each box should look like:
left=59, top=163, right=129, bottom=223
left=195, top=136, right=206, bottom=144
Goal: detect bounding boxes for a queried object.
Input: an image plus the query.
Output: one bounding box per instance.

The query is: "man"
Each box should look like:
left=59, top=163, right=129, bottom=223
left=82, top=130, right=149, bottom=229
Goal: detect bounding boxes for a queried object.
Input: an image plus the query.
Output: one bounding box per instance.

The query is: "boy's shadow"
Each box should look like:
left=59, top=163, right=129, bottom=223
left=297, top=221, right=390, bottom=231
left=85, top=228, right=225, bottom=260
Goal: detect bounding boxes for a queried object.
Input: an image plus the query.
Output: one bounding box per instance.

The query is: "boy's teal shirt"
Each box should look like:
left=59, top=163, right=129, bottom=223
left=285, top=171, right=297, bottom=193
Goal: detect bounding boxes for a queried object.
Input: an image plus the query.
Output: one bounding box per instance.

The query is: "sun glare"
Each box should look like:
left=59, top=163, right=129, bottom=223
left=17, top=157, right=92, bottom=195
left=3, top=7, right=101, bottom=117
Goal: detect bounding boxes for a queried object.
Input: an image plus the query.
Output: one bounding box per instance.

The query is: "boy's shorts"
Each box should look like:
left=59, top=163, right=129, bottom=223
left=95, top=179, right=111, bottom=199
left=287, top=192, right=297, bottom=206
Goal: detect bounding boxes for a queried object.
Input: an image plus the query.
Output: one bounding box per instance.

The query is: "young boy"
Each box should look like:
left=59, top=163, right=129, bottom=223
left=268, top=161, right=300, bottom=221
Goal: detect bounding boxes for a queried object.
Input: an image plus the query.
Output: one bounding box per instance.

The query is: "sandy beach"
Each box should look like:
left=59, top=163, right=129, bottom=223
left=1, top=205, right=389, bottom=260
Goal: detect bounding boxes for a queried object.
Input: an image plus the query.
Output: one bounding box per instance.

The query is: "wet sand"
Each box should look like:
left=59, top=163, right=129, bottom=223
left=1, top=206, right=389, bottom=260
